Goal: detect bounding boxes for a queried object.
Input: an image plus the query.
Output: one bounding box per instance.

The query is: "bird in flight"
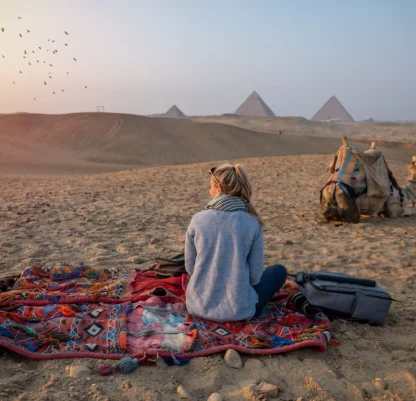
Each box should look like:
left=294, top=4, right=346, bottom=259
left=34, top=98, right=36, bottom=100
left=24, top=50, right=27, bottom=54
left=53, top=92, right=55, bottom=94
left=38, top=47, right=41, bottom=50
left=1, top=55, right=4, bottom=58
left=66, top=72, right=69, bottom=74
left=1, top=28, right=4, bottom=33
left=32, top=50, right=34, bottom=53
left=19, top=34, right=22, bottom=37
left=19, top=71, right=22, bottom=74
left=29, top=62, right=31, bottom=65
left=49, top=63, right=53, bottom=67
left=65, top=31, right=69, bottom=35
left=73, top=58, right=77, bottom=61
left=18, top=17, right=21, bottom=19
left=62, top=89, right=64, bottom=92
left=13, top=82, right=15, bottom=84
left=65, top=43, right=68, bottom=46
left=27, top=29, right=30, bottom=33
left=44, top=81, right=47, bottom=85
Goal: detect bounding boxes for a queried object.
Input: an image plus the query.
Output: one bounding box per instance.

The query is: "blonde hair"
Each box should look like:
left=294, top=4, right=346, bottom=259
left=211, top=163, right=264, bottom=226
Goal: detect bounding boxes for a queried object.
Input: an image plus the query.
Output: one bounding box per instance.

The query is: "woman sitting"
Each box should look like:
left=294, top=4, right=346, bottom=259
left=185, top=163, right=287, bottom=322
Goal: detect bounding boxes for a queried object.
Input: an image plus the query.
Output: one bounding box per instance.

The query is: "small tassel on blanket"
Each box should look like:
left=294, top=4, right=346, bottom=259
left=97, top=363, right=116, bottom=376
left=0, top=292, right=15, bottom=306
left=118, top=356, right=139, bottom=374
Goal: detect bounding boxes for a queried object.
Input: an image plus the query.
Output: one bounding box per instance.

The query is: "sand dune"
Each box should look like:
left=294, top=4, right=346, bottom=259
left=192, top=115, right=416, bottom=143
left=0, top=154, right=415, bottom=400
left=0, top=112, right=414, bottom=177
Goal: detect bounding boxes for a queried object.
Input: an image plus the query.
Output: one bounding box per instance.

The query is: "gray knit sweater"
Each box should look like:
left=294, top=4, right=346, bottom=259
left=185, top=209, right=264, bottom=322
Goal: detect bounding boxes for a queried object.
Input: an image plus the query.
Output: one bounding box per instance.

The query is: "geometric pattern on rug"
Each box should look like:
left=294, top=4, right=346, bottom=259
left=185, top=297, right=331, bottom=356
left=0, top=303, right=130, bottom=358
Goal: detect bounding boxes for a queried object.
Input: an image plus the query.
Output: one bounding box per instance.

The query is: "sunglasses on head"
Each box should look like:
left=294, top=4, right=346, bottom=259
left=208, top=167, right=221, bottom=185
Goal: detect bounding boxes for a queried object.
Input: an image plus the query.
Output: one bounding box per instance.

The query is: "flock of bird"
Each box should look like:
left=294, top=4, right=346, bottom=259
left=1, top=17, right=88, bottom=101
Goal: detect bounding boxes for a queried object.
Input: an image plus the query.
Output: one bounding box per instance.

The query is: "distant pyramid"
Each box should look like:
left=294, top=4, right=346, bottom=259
left=362, top=118, right=375, bottom=123
left=164, top=105, right=186, bottom=118
left=311, top=96, right=354, bottom=122
left=235, top=91, right=275, bottom=117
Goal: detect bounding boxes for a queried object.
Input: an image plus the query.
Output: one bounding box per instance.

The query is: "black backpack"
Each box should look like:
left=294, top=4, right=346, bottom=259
left=293, top=272, right=393, bottom=326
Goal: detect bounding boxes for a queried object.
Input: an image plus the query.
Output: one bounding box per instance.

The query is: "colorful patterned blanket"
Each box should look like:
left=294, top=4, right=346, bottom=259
left=0, top=265, right=332, bottom=360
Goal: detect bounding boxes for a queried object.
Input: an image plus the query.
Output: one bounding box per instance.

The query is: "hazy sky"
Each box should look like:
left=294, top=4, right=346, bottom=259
left=0, top=0, right=415, bottom=120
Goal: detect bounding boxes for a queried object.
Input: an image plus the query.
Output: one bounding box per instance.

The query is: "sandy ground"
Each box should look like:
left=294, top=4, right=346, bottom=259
left=0, top=153, right=415, bottom=401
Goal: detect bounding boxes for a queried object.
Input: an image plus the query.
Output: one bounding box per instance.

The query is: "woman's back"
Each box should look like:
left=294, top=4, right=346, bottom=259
left=185, top=209, right=264, bottom=322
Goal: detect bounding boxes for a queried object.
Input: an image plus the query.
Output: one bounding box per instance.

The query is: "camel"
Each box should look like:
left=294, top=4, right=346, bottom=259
left=321, top=137, right=416, bottom=223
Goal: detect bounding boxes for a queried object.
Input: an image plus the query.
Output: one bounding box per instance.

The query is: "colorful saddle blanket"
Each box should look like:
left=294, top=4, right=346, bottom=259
left=327, top=146, right=366, bottom=194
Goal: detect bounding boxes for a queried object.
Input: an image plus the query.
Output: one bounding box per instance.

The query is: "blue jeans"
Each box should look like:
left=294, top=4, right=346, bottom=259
left=253, top=264, right=287, bottom=316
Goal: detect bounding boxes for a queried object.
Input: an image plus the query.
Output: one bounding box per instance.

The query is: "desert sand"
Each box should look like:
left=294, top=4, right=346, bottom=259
left=192, top=115, right=416, bottom=144
left=0, top=112, right=415, bottom=178
left=0, top=114, right=415, bottom=401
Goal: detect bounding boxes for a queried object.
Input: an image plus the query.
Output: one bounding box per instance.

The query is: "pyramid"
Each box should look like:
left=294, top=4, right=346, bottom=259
left=164, top=105, right=186, bottom=118
left=311, top=96, right=354, bottom=122
left=235, top=91, right=275, bottom=117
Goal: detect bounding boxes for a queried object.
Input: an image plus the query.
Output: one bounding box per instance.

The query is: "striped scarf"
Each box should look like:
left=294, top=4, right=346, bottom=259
left=206, top=194, right=247, bottom=212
